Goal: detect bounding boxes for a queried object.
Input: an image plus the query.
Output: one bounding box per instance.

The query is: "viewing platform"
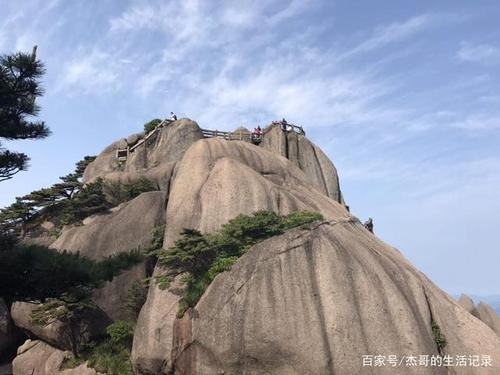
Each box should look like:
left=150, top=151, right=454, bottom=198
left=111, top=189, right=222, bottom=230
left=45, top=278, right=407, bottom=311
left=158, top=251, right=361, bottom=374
left=116, top=120, right=305, bottom=161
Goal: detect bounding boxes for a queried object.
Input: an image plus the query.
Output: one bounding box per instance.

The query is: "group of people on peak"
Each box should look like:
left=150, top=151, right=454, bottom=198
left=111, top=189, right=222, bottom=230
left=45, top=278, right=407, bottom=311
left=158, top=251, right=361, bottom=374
left=251, top=126, right=263, bottom=144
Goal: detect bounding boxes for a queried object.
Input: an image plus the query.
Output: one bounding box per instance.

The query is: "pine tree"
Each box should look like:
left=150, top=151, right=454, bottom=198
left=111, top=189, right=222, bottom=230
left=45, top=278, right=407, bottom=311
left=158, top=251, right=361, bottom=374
left=0, top=46, right=50, bottom=181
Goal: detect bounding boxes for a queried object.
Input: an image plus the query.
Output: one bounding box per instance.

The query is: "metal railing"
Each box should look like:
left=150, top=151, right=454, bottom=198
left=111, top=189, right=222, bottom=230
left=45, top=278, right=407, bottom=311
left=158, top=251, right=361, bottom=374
left=116, top=121, right=304, bottom=161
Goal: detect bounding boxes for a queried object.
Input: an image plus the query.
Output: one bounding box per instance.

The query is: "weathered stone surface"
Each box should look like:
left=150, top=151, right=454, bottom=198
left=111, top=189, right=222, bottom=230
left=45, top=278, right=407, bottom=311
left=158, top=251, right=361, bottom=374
left=131, top=275, right=184, bottom=375
left=476, top=302, right=500, bottom=336
left=51, top=191, right=167, bottom=259
left=164, top=138, right=348, bottom=248
left=10, top=302, right=109, bottom=352
left=261, top=124, right=344, bottom=203
left=12, top=339, right=97, bottom=375
left=132, top=138, right=351, bottom=374
left=92, top=263, right=147, bottom=321
left=457, top=294, right=500, bottom=336
left=457, top=294, right=477, bottom=315
left=83, top=118, right=204, bottom=190
left=170, top=220, right=500, bottom=375
left=0, top=298, right=20, bottom=356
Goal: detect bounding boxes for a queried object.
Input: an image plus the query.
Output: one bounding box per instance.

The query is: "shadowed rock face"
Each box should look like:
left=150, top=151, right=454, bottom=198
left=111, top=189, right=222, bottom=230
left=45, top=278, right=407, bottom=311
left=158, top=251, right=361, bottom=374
left=170, top=221, right=500, bottom=375
left=50, top=191, right=167, bottom=259
left=261, top=124, right=344, bottom=204
left=10, top=302, right=110, bottom=352
left=83, top=118, right=204, bottom=190
left=0, top=298, right=20, bottom=357
left=12, top=340, right=97, bottom=375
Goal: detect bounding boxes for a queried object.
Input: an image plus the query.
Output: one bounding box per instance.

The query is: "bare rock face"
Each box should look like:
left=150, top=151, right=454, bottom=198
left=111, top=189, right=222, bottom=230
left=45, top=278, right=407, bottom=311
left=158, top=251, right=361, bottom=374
left=92, top=264, right=147, bottom=321
left=261, top=124, right=344, bottom=203
left=132, top=138, right=350, bottom=374
left=163, top=138, right=348, bottom=248
left=83, top=118, right=204, bottom=190
left=12, top=339, right=97, bottom=375
left=457, top=294, right=500, bottom=336
left=170, top=220, right=500, bottom=375
left=10, top=302, right=109, bottom=352
left=476, top=303, right=500, bottom=336
left=458, top=294, right=477, bottom=315
left=0, top=298, right=20, bottom=356
left=51, top=191, right=167, bottom=259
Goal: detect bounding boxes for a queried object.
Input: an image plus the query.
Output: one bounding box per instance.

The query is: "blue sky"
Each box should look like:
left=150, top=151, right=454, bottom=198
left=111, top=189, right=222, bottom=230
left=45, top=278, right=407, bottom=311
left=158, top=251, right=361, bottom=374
left=1, top=0, right=499, bottom=296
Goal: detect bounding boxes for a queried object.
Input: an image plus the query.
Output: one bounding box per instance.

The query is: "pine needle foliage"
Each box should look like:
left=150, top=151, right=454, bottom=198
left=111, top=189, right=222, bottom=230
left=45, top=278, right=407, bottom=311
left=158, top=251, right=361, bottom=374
left=0, top=48, right=49, bottom=181
left=155, top=210, right=323, bottom=316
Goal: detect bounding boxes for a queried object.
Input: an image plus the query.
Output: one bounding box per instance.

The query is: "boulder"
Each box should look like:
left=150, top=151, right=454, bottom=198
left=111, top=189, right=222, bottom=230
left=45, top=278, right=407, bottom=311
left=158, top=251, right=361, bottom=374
left=83, top=118, right=204, bottom=191
left=170, top=220, right=500, bottom=375
left=261, top=124, right=344, bottom=203
left=51, top=191, right=167, bottom=259
left=12, top=339, right=97, bottom=375
left=10, top=302, right=109, bottom=352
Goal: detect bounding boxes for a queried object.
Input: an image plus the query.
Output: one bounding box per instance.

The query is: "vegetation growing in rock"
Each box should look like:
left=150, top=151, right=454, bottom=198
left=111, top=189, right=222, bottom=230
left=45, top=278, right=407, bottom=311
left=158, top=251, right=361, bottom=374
left=0, top=242, right=143, bottom=305
left=0, top=158, right=160, bottom=239
left=31, top=298, right=98, bottom=357
left=104, top=178, right=158, bottom=205
left=0, top=48, right=49, bottom=181
left=431, top=319, right=447, bottom=354
left=63, top=320, right=135, bottom=374
left=126, top=280, right=148, bottom=319
left=0, top=156, right=101, bottom=235
left=155, top=211, right=323, bottom=316
left=143, top=118, right=162, bottom=134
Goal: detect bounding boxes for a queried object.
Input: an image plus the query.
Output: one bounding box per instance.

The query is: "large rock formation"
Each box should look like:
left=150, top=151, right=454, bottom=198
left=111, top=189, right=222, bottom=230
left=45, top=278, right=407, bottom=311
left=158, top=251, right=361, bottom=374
left=261, top=124, right=344, bottom=203
left=12, top=340, right=97, bottom=375
left=83, top=118, right=204, bottom=191
left=51, top=191, right=167, bottom=259
left=131, top=138, right=349, bottom=374
left=457, top=294, right=500, bottom=336
left=10, top=302, right=109, bottom=352
left=163, top=138, right=347, bottom=247
left=11, top=118, right=499, bottom=374
left=142, top=219, right=500, bottom=375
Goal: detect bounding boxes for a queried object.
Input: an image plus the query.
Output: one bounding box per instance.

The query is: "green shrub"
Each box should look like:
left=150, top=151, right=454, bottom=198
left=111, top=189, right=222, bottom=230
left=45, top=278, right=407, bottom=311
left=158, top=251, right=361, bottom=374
left=125, top=281, right=148, bottom=319
left=0, top=243, right=143, bottom=304
left=431, top=320, right=447, bottom=353
left=63, top=320, right=135, bottom=375
left=143, top=118, right=162, bottom=134
left=104, top=178, right=157, bottom=205
left=106, top=320, right=134, bottom=347
left=156, top=210, right=323, bottom=316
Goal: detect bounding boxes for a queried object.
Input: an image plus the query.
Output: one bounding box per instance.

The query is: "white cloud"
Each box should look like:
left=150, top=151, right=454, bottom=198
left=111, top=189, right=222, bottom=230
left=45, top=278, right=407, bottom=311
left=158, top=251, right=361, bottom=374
left=341, top=14, right=434, bottom=59
left=457, top=42, right=500, bottom=64
left=56, top=49, right=123, bottom=94
left=449, top=113, right=500, bottom=131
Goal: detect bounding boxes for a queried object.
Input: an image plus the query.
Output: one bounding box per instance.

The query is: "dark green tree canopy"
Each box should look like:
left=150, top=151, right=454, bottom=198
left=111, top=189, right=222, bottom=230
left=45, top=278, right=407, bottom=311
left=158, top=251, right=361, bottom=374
left=0, top=47, right=49, bottom=181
